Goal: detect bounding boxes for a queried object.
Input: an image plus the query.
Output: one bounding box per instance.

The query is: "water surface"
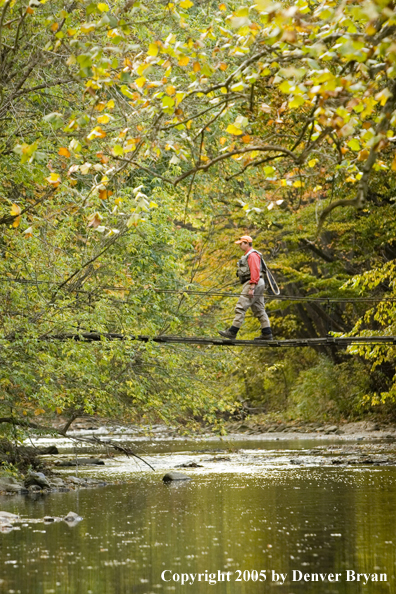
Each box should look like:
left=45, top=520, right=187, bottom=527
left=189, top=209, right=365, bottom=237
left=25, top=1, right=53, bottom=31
left=0, top=440, right=395, bottom=593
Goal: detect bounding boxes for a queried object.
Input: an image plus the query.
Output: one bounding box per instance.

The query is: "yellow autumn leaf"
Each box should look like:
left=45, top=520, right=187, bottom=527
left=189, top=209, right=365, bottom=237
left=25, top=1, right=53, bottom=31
left=34, top=408, right=45, bottom=416
left=87, top=127, right=106, bottom=140
left=46, top=172, right=61, bottom=185
left=308, top=159, right=318, bottom=168
left=289, top=95, right=305, bottom=109
left=358, top=149, right=369, bottom=161
left=226, top=124, right=243, bottom=135
left=375, top=88, right=392, bottom=107
left=178, top=56, right=190, bottom=66
left=80, top=162, right=92, bottom=174
left=94, top=102, right=106, bottom=112
left=58, top=147, right=71, bottom=157
left=193, top=61, right=201, bottom=72
left=180, top=0, right=193, bottom=7
left=148, top=43, right=159, bottom=57
left=97, top=114, right=110, bottom=124
left=99, top=189, right=113, bottom=200
left=219, top=3, right=226, bottom=9
left=12, top=216, right=21, bottom=228
left=97, top=3, right=109, bottom=12
left=106, top=99, right=115, bottom=109
left=166, top=85, right=176, bottom=96
left=135, top=76, right=146, bottom=88
left=56, top=407, right=62, bottom=414
left=10, top=203, right=21, bottom=216
left=293, top=180, right=303, bottom=188
left=392, top=155, right=396, bottom=171
left=365, top=23, right=377, bottom=36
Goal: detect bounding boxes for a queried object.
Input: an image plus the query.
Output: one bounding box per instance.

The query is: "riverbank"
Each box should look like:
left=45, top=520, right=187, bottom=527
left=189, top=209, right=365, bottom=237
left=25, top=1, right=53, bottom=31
left=57, top=417, right=396, bottom=441
left=225, top=418, right=396, bottom=439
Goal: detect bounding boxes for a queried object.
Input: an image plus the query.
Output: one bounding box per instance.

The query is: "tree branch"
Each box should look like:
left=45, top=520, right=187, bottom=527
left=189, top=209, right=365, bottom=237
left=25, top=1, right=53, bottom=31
left=0, top=416, right=154, bottom=470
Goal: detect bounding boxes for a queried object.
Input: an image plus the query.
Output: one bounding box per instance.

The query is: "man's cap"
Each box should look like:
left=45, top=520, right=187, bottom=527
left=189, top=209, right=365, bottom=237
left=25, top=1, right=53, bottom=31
left=235, top=235, right=253, bottom=244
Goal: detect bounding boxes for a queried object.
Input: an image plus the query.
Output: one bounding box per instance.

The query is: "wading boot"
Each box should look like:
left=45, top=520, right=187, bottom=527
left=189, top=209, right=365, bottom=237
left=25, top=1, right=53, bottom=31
left=254, top=328, right=273, bottom=341
left=218, top=326, right=239, bottom=339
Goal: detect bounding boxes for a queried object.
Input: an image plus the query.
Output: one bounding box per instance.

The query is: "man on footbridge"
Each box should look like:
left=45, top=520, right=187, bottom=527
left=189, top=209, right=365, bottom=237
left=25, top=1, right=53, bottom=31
left=219, top=235, right=273, bottom=341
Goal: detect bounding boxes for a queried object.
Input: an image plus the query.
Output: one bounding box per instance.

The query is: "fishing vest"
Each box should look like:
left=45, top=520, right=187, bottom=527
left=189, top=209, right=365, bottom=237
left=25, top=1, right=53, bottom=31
left=236, top=249, right=265, bottom=284
left=236, top=249, right=280, bottom=295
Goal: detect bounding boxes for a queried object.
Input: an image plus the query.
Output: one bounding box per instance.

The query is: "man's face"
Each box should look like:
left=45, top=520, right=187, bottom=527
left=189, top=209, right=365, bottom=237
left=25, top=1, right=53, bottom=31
left=239, top=241, right=249, bottom=252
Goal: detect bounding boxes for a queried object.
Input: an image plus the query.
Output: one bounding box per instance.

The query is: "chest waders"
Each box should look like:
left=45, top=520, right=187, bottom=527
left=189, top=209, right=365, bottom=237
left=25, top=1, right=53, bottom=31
left=218, top=248, right=277, bottom=340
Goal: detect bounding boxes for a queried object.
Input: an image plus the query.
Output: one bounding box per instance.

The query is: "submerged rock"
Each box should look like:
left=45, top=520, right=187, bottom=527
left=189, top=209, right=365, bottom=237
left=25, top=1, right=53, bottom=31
left=163, top=472, right=192, bottom=482
left=176, top=462, right=203, bottom=468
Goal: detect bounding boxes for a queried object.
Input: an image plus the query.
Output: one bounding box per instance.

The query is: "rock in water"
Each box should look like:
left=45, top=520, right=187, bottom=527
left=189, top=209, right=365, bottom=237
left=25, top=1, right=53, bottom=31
left=24, top=471, right=51, bottom=489
left=49, top=478, right=65, bottom=487
left=162, top=472, right=192, bottom=482
left=64, top=511, right=82, bottom=522
left=38, top=446, right=59, bottom=455
left=67, top=476, right=86, bottom=485
left=0, top=511, right=19, bottom=521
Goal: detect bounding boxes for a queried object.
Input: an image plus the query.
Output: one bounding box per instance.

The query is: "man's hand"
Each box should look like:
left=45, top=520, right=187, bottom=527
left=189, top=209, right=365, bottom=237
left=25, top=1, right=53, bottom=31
left=248, top=286, right=255, bottom=298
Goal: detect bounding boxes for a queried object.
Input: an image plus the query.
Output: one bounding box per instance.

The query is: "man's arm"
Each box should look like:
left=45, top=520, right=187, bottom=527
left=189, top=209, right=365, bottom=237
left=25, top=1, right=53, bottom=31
left=248, top=252, right=260, bottom=285
left=247, top=252, right=260, bottom=297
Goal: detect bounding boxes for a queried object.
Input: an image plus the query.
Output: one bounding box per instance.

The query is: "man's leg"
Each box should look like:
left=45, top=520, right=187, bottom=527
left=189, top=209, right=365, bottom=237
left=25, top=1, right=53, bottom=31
left=219, top=282, right=251, bottom=338
left=251, top=279, right=273, bottom=339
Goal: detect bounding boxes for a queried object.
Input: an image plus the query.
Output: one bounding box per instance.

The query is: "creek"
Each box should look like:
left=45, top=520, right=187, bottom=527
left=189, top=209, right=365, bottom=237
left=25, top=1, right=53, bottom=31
left=0, top=435, right=395, bottom=593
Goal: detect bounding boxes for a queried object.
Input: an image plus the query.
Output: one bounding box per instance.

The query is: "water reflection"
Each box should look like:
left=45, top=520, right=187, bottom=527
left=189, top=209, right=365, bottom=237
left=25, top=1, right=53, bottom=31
left=0, top=463, right=395, bottom=592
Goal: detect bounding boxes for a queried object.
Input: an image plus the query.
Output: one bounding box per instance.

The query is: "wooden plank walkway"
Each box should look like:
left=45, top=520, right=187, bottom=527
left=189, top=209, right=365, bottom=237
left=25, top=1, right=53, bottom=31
left=51, top=333, right=396, bottom=348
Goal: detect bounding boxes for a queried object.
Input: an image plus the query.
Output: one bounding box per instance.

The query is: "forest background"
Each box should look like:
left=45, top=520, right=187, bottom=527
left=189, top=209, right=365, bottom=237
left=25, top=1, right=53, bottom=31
left=0, top=0, right=396, bottom=447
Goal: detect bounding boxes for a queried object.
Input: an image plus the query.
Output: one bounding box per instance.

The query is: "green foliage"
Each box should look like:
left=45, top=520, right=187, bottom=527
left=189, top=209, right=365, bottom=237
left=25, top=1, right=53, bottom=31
left=289, top=356, right=371, bottom=421
left=0, top=0, right=396, bottom=435
left=0, top=461, right=20, bottom=480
